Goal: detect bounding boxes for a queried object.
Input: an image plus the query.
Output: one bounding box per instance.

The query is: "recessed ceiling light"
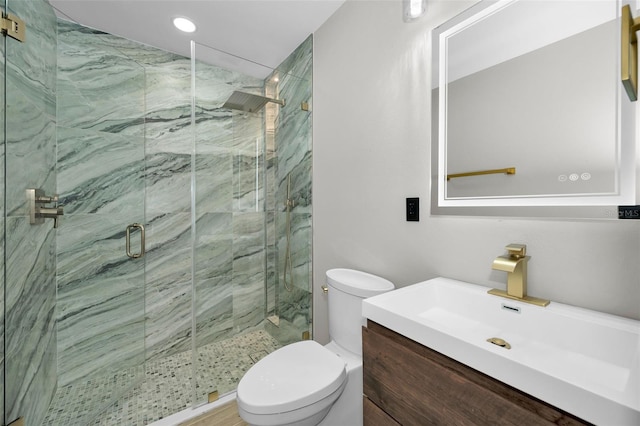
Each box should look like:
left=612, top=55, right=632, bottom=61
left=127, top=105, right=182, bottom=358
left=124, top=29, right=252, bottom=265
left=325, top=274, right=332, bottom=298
left=403, top=0, right=427, bottom=22
left=173, top=17, right=196, bottom=33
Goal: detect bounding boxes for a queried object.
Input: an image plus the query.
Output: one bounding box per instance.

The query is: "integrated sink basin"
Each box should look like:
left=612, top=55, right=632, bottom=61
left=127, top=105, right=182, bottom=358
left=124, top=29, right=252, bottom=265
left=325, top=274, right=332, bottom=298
left=362, top=277, right=640, bottom=425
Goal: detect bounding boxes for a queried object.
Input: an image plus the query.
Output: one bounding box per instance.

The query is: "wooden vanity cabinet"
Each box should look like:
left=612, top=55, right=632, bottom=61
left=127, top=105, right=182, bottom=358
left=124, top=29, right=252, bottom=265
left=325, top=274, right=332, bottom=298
left=362, top=320, right=591, bottom=426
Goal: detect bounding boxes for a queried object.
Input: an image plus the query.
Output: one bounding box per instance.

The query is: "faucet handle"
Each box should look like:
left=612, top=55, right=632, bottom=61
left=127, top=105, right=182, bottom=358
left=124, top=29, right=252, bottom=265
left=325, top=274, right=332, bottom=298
left=505, top=243, right=527, bottom=259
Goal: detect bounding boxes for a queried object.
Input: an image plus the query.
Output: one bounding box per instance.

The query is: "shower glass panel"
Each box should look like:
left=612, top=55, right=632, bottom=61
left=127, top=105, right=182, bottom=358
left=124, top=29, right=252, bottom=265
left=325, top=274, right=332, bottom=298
left=50, top=18, right=147, bottom=425
left=0, top=0, right=5, bottom=423
left=191, top=37, right=313, bottom=405
left=4, top=7, right=147, bottom=424
left=264, top=37, right=314, bottom=347
left=191, top=40, right=272, bottom=404
left=3, top=0, right=59, bottom=425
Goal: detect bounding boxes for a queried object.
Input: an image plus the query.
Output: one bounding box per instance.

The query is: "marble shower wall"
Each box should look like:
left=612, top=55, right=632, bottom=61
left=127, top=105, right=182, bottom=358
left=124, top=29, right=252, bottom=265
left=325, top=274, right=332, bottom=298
left=193, top=44, right=267, bottom=358
left=56, top=21, right=268, bottom=392
left=266, top=36, right=313, bottom=345
left=56, top=20, right=146, bottom=391
left=4, top=1, right=58, bottom=425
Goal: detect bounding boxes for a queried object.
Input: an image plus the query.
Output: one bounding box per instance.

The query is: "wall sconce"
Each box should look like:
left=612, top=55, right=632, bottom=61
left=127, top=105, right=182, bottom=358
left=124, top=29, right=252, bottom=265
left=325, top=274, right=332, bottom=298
left=622, top=4, right=640, bottom=101
left=403, top=0, right=427, bottom=22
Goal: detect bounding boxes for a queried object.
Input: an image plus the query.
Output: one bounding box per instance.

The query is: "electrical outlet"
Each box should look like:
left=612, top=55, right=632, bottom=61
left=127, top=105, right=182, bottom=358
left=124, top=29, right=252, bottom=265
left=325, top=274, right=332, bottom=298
left=406, top=198, right=419, bottom=221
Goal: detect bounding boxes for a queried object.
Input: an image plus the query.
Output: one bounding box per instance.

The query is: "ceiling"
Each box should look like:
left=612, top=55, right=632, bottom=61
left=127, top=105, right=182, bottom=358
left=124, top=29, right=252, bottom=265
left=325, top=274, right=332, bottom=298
left=49, top=0, right=346, bottom=78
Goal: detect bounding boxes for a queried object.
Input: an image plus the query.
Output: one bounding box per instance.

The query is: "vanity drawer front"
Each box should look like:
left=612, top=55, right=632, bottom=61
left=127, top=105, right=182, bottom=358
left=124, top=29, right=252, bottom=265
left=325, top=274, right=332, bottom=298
left=362, top=321, right=589, bottom=426
left=364, top=395, right=400, bottom=426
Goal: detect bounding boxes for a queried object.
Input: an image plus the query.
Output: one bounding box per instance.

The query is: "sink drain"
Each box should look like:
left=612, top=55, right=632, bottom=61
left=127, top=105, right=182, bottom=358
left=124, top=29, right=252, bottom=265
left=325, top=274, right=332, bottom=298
left=487, top=337, right=511, bottom=349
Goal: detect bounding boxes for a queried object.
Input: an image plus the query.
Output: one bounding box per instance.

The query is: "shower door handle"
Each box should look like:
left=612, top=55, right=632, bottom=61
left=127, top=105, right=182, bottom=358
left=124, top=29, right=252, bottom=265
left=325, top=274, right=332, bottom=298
left=126, top=223, right=145, bottom=259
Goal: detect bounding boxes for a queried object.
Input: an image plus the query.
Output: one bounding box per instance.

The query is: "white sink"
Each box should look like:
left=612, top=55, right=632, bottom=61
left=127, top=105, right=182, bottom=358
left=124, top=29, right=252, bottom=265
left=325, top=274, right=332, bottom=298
left=362, top=277, right=640, bottom=425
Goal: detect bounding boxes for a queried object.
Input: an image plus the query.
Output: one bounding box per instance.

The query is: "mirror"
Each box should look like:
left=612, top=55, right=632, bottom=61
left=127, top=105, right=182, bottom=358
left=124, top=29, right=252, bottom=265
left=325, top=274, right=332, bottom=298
left=431, top=0, right=637, bottom=218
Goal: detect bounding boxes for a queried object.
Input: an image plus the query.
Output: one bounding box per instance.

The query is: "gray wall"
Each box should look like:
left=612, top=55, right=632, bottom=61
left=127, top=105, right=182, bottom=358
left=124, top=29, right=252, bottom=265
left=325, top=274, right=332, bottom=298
left=312, top=0, right=640, bottom=344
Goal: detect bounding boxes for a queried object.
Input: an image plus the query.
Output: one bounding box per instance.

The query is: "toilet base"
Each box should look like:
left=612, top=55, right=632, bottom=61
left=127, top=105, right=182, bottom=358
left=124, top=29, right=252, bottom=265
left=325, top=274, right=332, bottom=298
left=239, top=379, right=346, bottom=426
left=319, top=342, right=363, bottom=426
left=238, top=341, right=363, bottom=426
left=245, top=408, right=330, bottom=426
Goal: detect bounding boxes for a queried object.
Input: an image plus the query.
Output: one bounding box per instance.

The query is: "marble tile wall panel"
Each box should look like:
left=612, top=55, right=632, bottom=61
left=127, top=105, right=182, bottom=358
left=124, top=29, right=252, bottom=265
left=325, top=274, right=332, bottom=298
left=196, top=153, right=234, bottom=213
left=195, top=107, right=234, bottom=155
left=57, top=126, right=145, bottom=215
left=5, top=219, right=57, bottom=425
left=276, top=212, right=312, bottom=312
left=193, top=58, right=267, bottom=348
left=141, top=53, right=192, bottom=326
left=5, top=0, right=56, bottom=131
left=277, top=117, right=312, bottom=213
left=194, top=56, right=263, bottom=155
left=4, top=78, right=57, bottom=215
left=4, top=1, right=58, bottom=425
left=57, top=21, right=145, bottom=137
left=56, top=214, right=145, bottom=386
left=196, top=275, right=234, bottom=348
left=231, top=112, right=265, bottom=155
left=264, top=150, right=277, bottom=317
left=142, top=52, right=193, bottom=361
left=0, top=49, right=3, bottom=424
left=56, top=19, right=147, bottom=393
left=266, top=211, right=277, bottom=316
left=195, top=213, right=234, bottom=276
left=232, top=212, right=266, bottom=332
left=143, top=58, right=191, bottom=156
left=234, top=149, right=265, bottom=213
left=143, top=212, right=193, bottom=361
left=145, top=152, right=191, bottom=217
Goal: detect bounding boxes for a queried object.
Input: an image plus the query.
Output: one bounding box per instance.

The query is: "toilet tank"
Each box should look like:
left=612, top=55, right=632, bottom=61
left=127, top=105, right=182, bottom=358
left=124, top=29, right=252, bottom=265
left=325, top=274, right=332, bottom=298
left=326, top=269, right=395, bottom=355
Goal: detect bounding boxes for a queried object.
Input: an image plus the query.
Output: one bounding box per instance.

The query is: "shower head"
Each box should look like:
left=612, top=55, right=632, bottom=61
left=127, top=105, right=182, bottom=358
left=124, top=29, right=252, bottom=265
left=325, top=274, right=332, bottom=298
left=222, top=91, right=285, bottom=113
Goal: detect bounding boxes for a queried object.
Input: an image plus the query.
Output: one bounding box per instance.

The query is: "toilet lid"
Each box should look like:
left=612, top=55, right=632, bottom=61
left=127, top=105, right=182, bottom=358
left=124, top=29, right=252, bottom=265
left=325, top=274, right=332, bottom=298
left=237, top=340, right=347, bottom=415
left=326, top=268, right=395, bottom=297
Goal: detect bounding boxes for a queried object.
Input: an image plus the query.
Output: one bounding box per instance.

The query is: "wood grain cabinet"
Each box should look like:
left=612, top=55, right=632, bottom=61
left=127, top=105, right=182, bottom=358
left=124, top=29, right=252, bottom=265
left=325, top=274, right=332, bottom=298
left=362, top=320, right=591, bottom=426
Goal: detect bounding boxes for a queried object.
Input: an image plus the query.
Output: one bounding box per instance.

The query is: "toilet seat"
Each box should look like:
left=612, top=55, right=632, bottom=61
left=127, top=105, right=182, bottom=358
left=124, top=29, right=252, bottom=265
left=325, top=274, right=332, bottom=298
left=237, top=340, right=347, bottom=416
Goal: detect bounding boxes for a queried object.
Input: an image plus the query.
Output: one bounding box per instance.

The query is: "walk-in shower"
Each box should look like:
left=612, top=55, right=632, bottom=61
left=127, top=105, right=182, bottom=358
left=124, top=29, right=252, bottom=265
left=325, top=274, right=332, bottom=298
left=1, top=0, right=313, bottom=424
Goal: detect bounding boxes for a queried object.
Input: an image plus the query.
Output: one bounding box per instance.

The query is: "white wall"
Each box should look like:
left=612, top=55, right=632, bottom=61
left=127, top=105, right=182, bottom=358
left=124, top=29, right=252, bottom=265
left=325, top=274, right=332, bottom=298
left=312, top=0, right=640, bottom=343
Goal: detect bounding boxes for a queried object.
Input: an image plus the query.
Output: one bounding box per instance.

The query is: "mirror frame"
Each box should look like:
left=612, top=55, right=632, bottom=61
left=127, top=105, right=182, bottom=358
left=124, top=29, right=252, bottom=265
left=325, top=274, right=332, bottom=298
left=431, top=0, right=638, bottom=219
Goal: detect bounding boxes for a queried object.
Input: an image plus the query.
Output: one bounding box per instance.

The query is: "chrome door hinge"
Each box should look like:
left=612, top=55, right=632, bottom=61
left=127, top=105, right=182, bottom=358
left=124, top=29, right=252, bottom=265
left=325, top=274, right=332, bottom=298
left=2, top=11, right=25, bottom=42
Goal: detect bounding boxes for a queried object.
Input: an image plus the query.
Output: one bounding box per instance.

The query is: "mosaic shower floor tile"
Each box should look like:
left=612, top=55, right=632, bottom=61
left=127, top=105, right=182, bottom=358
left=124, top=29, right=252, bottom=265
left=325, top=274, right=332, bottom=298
left=42, top=330, right=281, bottom=426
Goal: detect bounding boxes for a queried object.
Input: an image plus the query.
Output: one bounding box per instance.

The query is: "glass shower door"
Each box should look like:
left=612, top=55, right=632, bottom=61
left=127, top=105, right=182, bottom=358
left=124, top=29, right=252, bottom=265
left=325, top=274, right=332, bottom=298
left=48, top=16, right=148, bottom=426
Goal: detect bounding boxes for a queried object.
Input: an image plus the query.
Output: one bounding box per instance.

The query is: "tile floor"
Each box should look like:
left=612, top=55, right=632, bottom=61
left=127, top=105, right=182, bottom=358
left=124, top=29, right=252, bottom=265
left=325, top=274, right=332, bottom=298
left=42, top=330, right=281, bottom=426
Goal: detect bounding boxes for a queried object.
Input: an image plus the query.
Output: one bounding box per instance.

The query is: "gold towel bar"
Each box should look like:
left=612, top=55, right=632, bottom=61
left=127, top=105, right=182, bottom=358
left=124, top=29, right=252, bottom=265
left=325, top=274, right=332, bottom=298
left=447, top=167, right=516, bottom=181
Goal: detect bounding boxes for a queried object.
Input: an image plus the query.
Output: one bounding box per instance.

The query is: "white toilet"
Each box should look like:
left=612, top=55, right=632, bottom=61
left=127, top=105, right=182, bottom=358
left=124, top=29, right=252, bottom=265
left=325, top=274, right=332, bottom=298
left=236, top=268, right=395, bottom=426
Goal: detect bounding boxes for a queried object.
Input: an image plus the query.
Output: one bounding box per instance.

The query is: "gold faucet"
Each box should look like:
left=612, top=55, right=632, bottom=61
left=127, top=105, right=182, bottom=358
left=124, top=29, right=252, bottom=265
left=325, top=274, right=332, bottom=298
left=488, top=244, right=550, bottom=307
